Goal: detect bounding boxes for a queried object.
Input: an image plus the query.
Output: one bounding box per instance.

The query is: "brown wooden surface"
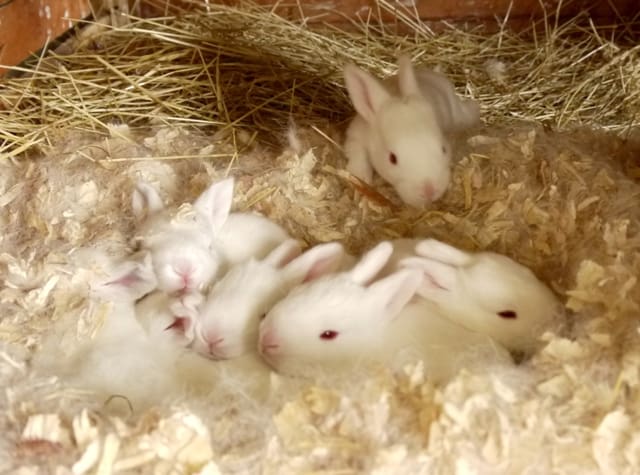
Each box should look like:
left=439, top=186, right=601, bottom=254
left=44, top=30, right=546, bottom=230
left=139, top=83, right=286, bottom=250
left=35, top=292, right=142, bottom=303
left=239, top=0, right=638, bottom=21
left=0, top=0, right=91, bottom=75
left=144, top=0, right=639, bottom=23
left=0, top=0, right=636, bottom=76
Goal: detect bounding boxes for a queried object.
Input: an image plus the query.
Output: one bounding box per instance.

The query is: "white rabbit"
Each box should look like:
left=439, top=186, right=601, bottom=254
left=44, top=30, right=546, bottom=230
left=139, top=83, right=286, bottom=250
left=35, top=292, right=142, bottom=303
left=131, top=176, right=290, bottom=294
left=412, top=68, right=481, bottom=132
left=34, top=255, right=197, bottom=408
left=400, top=239, right=561, bottom=353
left=134, top=290, right=203, bottom=348
left=94, top=251, right=159, bottom=300
left=343, top=55, right=480, bottom=208
left=258, top=241, right=511, bottom=383
left=189, top=239, right=348, bottom=360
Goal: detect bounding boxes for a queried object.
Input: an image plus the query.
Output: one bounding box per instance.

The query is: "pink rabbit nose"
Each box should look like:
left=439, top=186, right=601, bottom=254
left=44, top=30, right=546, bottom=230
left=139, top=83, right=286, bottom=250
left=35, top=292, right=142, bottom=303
left=173, top=266, right=193, bottom=290
left=199, top=327, right=223, bottom=354
left=259, top=329, right=279, bottom=355
left=422, top=182, right=435, bottom=201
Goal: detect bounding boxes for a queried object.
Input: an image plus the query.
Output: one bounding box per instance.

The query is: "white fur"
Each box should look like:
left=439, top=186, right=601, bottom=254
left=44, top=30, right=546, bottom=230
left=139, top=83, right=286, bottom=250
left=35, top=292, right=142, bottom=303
left=37, top=259, right=271, bottom=409
left=131, top=177, right=290, bottom=294
left=401, top=239, right=561, bottom=353
left=258, top=242, right=511, bottom=383
left=190, top=240, right=348, bottom=360
left=412, top=68, right=481, bottom=132
left=33, top=255, right=198, bottom=408
left=343, top=56, right=480, bottom=208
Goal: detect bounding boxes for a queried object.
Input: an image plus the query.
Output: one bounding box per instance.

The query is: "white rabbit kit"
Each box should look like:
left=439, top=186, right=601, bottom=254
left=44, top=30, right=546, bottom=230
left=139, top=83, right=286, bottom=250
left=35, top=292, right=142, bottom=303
left=131, top=176, right=290, bottom=294
left=7, top=115, right=638, bottom=473
left=343, top=56, right=480, bottom=208
left=258, top=241, right=517, bottom=382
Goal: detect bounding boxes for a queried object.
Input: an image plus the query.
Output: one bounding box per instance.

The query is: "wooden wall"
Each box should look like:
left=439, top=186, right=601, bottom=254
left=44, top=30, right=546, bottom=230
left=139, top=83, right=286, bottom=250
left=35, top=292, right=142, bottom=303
left=0, top=0, right=92, bottom=74
left=225, top=0, right=638, bottom=24
left=141, top=0, right=638, bottom=25
left=0, top=0, right=637, bottom=76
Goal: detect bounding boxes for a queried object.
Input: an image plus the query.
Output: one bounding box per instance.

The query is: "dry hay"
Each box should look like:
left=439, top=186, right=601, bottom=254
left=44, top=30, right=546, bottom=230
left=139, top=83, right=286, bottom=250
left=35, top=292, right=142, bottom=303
left=2, top=1, right=640, bottom=474
left=0, top=0, right=639, bottom=160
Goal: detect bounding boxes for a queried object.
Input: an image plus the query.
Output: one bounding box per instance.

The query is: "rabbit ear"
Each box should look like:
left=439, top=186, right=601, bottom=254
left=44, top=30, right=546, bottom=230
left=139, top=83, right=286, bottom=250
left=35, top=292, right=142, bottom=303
left=263, top=239, right=303, bottom=269
left=366, top=269, right=423, bottom=320
left=396, top=55, right=422, bottom=97
left=414, top=239, right=472, bottom=266
left=193, top=177, right=234, bottom=231
left=96, top=253, right=158, bottom=300
left=344, top=63, right=391, bottom=123
left=167, top=296, right=201, bottom=341
left=132, top=181, right=164, bottom=219
left=400, top=256, right=459, bottom=298
left=348, top=241, right=394, bottom=285
left=283, top=242, right=345, bottom=283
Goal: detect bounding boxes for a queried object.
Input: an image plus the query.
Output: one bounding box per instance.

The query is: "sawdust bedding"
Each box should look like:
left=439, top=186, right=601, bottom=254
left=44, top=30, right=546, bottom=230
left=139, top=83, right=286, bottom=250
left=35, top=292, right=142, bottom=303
left=2, top=10, right=640, bottom=475
left=1, top=116, right=640, bottom=473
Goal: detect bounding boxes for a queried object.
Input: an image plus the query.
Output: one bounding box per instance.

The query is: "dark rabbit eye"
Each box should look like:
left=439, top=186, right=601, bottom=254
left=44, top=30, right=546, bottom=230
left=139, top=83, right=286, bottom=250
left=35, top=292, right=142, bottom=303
left=442, top=145, right=447, bottom=154
left=497, top=310, right=517, bottom=319
left=319, top=330, right=339, bottom=340
left=389, top=153, right=398, bottom=165
left=260, top=313, right=267, bottom=321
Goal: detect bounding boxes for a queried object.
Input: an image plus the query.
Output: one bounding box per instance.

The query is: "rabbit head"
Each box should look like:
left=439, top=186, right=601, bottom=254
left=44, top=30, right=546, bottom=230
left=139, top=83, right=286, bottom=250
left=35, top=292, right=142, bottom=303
left=344, top=56, right=452, bottom=208
left=258, top=241, right=424, bottom=373
left=191, top=239, right=347, bottom=360
left=401, top=239, right=561, bottom=353
left=131, top=178, right=235, bottom=294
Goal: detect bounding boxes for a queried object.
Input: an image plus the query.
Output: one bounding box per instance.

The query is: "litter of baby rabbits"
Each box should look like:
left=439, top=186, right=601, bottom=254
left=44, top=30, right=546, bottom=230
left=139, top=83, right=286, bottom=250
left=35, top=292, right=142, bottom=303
left=2, top=1, right=640, bottom=474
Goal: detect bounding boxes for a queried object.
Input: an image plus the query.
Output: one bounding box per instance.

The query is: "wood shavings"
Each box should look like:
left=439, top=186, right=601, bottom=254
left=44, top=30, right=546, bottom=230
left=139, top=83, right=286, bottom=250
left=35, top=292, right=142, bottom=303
left=0, top=5, right=640, bottom=471
left=542, top=338, right=589, bottom=360
left=137, top=411, right=213, bottom=468
left=21, top=414, right=71, bottom=447
left=593, top=410, right=631, bottom=474
left=95, top=433, right=120, bottom=475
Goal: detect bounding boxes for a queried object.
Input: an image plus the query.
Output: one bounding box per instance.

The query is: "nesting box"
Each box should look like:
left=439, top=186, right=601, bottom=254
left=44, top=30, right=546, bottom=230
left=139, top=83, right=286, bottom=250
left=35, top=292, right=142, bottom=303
left=0, top=1, right=639, bottom=474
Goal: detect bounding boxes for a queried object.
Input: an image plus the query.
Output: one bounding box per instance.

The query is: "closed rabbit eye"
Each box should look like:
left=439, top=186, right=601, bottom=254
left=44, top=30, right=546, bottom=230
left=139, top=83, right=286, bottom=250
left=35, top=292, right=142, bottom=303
left=389, top=153, right=398, bottom=165
left=497, top=310, right=517, bottom=319
left=260, top=313, right=267, bottom=321
left=319, top=330, right=339, bottom=340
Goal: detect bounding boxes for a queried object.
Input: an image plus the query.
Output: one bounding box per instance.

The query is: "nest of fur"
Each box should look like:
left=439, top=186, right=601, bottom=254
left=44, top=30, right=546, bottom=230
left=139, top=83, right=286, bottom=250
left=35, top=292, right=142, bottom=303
left=1, top=1, right=640, bottom=473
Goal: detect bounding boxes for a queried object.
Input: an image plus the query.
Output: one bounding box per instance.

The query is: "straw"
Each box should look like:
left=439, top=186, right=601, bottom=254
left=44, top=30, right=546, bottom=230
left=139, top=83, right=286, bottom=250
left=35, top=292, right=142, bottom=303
left=0, top=0, right=637, bottom=161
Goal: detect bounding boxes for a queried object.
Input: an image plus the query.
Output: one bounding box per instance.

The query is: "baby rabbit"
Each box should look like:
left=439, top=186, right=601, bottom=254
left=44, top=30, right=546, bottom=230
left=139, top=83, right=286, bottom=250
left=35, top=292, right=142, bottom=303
left=258, top=241, right=510, bottom=383
left=400, top=239, right=562, bottom=354
left=131, top=177, right=290, bottom=294
left=40, top=255, right=207, bottom=409
left=343, top=55, right=480, bottom=208
left=188, top=239, right=348, bottom=360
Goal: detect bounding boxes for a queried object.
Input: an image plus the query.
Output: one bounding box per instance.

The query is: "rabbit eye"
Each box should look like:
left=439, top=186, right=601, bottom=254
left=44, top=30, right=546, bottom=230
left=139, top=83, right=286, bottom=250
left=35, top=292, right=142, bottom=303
left=497, top=310, right=517, bottom=319
left=442, top=145, right=447, bottom=154
left=260, top=313, right=267, bottom=321
left=389, top=153, right=398, bottom=165
left=319, top=330, right=339, bottom=340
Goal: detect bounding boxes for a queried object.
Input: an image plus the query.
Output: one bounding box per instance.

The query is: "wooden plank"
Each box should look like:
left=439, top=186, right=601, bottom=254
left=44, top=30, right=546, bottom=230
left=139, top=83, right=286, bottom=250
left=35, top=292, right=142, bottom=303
left=0, top=0, right=92, bottom=75
left=143, top=0, right=638, bottom=22
left=238, top=0, right=638, bottom=21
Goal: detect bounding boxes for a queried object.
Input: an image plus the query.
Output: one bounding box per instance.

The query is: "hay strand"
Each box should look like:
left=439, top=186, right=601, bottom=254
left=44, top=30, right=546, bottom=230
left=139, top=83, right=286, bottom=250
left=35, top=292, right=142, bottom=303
left=0, top=1, right=638, bottom=162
